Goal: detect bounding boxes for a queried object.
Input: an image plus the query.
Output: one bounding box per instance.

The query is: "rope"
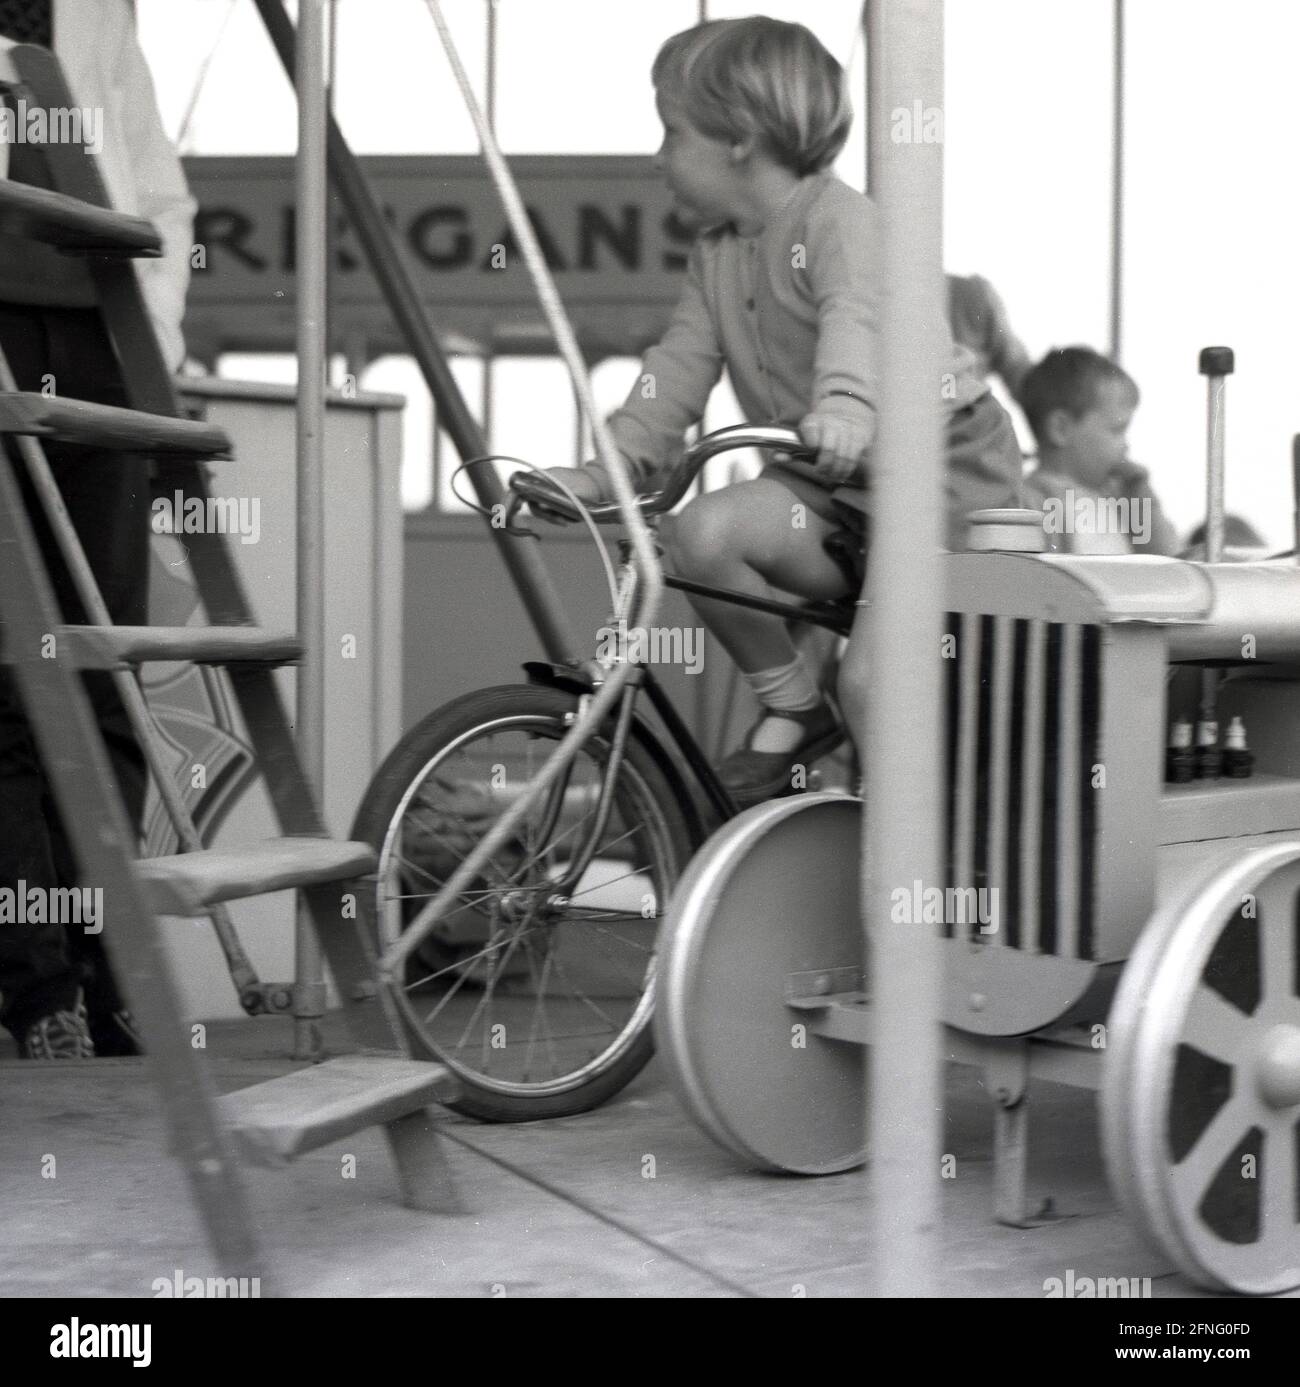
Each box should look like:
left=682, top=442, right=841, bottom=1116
left=421, top=0, right=660, bottom=600
left=175, top=0, right=239, bottom=152
left=380, top=2, right=666, bottom=980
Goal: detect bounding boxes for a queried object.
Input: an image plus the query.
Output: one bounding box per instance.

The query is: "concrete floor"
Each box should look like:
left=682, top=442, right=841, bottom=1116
left=0, top=1013, right=1275, bottom=1299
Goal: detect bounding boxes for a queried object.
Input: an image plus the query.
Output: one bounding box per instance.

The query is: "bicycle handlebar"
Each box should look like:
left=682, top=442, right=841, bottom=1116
left=506, top=425, right=818, bottom=526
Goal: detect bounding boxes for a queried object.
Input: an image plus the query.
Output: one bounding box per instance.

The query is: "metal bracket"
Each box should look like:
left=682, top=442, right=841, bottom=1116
left=785, top=965, right=866, bottom=1002
left=239, top=982, right=299, bottom=1015
left=985, top=1036, right=1030, bottom=1108
left=982, top=1038, right=1072, bottom=1228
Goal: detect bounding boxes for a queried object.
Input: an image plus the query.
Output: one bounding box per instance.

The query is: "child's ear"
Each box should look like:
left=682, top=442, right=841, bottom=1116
left=729, top=133, right=759, bottom=163
left=1043, top=408, right=1073, bottom=450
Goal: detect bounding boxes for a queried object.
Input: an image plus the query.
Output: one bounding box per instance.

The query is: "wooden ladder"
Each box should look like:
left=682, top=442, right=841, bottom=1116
left=0, top=43, right=459, bottom=1289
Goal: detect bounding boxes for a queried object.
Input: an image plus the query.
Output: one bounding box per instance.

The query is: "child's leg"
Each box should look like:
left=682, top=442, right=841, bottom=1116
left=665, top=476, right=848, bottom=756
left=666, top=476, right=848, bottom=668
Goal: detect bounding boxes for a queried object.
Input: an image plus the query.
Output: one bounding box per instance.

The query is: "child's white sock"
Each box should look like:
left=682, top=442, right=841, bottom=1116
left=743, top=658, right=823, bottom=753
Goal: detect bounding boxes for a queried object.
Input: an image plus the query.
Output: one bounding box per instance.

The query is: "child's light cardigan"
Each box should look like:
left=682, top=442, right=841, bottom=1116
left=597, top=170, right=990, bottom=494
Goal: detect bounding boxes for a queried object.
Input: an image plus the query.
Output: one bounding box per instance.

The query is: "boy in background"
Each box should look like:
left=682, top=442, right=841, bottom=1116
left=1018, top=347, right=1179, bottom=556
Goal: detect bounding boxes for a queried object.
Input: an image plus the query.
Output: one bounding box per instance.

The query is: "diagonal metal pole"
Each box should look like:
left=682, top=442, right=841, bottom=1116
left=857, top=0, right=946, bottom=1297
left=254, top=0, right=577, bottom=666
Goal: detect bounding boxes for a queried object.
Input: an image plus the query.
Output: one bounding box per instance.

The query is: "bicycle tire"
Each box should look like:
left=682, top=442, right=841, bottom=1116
left=351, top=683, right=696, bottom=1121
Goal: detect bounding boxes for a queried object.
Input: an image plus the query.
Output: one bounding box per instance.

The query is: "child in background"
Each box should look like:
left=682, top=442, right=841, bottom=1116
left=535, top=17, right=1021, bottom=805
left=946, top=273, right=1033, bottom=404
left=1019, top=347, right=1179, bottom=556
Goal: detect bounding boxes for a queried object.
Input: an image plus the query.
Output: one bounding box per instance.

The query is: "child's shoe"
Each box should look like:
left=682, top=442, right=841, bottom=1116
left=717, top=701, right=843, bottom=809
left=20, top=993, right=95, bottom=1059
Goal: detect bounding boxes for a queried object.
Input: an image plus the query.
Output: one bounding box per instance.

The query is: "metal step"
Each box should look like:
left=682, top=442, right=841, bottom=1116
left=62, top=624, right=301, bottom=670
left=0, top=392, right=231, bottom=456
left=0, top=178, right=162, bottom=256
left=220, top=1056, right=459, bottom=1166
left=137, top=838, right=376, bottom=915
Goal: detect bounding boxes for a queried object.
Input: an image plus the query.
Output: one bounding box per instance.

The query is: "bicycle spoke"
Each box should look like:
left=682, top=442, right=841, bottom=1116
left=522, top=941, right=561, bottom=1081
left=569, top=919, right=654, bottom=990
left=401, top=925, right=521, bottom=993
left=385, top=884, right=502, bottom=907
left=545, top=949, right=625, bottom=1032
left=526, top=793, right=603, bottom=861
left=566, top=863, right=655, bottom=900
left=409, top=943, right=486, bottom=1013
left=562, top=906, right=662, bottom=928
left=401, top=799, right=516, bottom=892
left=451, top=926, right=535, bottom=1052
left=363, top=694, right=680, bottom=1111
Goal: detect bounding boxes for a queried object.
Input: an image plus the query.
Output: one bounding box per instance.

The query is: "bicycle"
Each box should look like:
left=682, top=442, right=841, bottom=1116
left=349, top=425, right=860, bottom=1121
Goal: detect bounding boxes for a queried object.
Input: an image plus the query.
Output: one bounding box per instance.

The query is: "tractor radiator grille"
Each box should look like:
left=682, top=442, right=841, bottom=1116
left=944, top=614, right=1101, bottom=959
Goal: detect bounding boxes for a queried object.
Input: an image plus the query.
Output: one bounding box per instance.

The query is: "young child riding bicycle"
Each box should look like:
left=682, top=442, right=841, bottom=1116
left=536, top=16, right=1021, bottom=806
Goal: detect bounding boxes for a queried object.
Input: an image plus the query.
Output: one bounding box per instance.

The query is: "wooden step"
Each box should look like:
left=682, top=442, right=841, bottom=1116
left=220, top=1056, right=459, bottom=1166
left=0, top=392, right=231, bottom=456
left=137, top=838, right=376, bottom=915
left=0, top=178, right=162, bottom=257
left=62, top=625, right=301, bottom=670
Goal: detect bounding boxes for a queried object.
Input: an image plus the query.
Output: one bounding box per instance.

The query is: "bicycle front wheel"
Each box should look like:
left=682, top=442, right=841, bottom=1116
left=351, top=683, right=694, bottom=1121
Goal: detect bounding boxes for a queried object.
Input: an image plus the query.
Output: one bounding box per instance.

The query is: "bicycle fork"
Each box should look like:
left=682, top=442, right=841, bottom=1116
left=546, top=671, right=644, bottom=900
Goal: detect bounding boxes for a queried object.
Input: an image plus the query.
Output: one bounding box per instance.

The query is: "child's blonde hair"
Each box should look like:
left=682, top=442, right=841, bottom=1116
left=652, top=18, right=851, bottom=177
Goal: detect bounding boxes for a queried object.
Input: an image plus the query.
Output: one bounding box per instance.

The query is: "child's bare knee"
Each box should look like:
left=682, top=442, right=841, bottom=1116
left=669, top=497, right=736, bottom=570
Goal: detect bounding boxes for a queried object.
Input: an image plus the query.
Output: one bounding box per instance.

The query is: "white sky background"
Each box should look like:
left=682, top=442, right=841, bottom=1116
left=137, top=0, right=1300, bottom=547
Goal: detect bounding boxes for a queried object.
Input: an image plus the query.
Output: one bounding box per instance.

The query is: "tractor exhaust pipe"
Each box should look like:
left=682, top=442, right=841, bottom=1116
left=1196, top=346, right=1233, bottom=773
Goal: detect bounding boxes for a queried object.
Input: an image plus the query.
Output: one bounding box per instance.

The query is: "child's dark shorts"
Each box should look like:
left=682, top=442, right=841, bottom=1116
left=766, top=391, right=1022, bottom=594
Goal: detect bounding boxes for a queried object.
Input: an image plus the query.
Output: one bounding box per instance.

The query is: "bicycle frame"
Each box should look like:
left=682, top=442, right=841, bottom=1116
left=514, top=424, right=860, bottom=855
left=384, top=428, right=859, bottom=971
left=524, top=513, right=859, bottom=881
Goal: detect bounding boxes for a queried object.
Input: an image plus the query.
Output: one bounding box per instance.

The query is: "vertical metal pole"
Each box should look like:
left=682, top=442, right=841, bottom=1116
left=293, top=0, right=328, bottom=1059
left=324, top=0, right=339, bottom=382
left=254, top=0, right=579, bottom=667
left=1200, top=349, right=1231, bottom=565
left=1109, top=0, right=1125, bottom=361
left=864, top=0, right=887, bottom=198
left=486, top=0, right=499, bottom=133
left=481, top=4, right=497, bottom=483
left=857, top=0, right=945, bottom=1297
left=1196, top=346, right=1232, bottom=740
left=1292, top=435, right=1300, bottom=562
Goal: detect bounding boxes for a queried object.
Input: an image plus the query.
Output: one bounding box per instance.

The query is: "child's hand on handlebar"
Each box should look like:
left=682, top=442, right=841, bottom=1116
left=799, top=413, right=872, bottom=486
left=529, top=466, right=606, bottom=523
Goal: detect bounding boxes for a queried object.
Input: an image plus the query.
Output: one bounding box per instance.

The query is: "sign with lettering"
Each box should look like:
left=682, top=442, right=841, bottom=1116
left=182, top=154, right=694, bottom=360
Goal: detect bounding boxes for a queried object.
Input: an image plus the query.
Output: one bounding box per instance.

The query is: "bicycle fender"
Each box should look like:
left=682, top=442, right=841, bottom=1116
left=521, top=661, right=710, bottom=849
